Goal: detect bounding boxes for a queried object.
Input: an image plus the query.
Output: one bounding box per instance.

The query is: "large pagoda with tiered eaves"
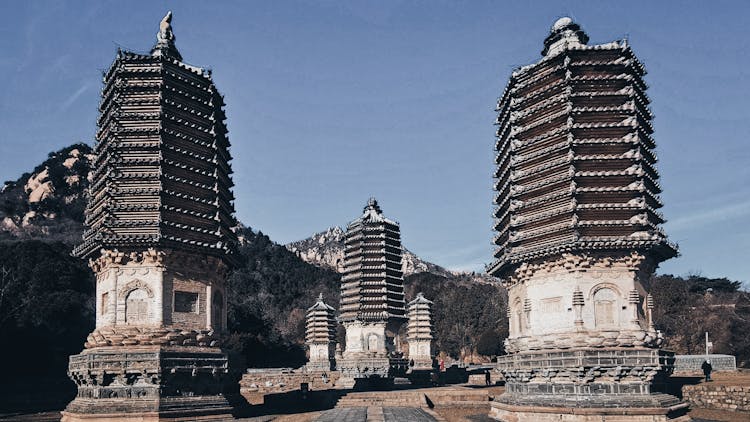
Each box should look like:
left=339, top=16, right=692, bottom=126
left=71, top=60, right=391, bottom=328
left=488, top=18, right=685, bottom=422
left=64, top=12, right=238, bottom=422
left=337, top=198, right=407, bottom=384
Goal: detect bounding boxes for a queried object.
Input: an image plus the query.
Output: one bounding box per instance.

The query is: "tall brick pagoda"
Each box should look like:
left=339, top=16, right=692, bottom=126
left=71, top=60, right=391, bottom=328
left=488, top=18, right=684, bottom=421
left=64, top=12, right=237, bottom=421
left=337, top=198, right=408, bottom=383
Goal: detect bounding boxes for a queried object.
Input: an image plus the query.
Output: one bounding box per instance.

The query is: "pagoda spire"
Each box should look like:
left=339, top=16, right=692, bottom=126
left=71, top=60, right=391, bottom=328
left=151, top=11, right=182, bottom=61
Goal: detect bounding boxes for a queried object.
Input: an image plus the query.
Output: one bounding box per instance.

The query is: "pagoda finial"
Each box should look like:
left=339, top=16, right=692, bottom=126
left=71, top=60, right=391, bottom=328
left=151, top=11, right=182, bottom=61
left=542, top=16, right=589, bottom=57
left=159, top=11, right=174, bottom=43
left=317, top=292, right=324, bottom=301
left=364, top=197, right=382, bottom=214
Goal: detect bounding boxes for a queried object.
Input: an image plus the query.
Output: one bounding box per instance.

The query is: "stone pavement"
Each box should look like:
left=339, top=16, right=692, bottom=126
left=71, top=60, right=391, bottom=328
left=315, top=406, right=438, bottom=421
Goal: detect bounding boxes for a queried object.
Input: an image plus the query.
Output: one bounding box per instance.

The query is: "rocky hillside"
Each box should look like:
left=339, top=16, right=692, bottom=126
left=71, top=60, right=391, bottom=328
left=287, top=226, right=489, bottom=280
left=1, top=143, right=93, bottom=243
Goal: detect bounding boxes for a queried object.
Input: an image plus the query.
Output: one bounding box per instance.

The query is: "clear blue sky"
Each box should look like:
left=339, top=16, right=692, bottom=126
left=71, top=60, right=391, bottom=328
left=0, top=1, right=748, bottom=283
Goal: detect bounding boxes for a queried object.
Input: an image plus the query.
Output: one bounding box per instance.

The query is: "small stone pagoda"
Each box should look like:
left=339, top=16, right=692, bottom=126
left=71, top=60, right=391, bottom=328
left=64, top=12, right=237, bottom=421
left=406, top=293, right=434, bottom=369
left=338, top=198, right=408, bottom=382
left=488, top=18, right=684, bottom=421
left=305, top=293, right=338, bottom=371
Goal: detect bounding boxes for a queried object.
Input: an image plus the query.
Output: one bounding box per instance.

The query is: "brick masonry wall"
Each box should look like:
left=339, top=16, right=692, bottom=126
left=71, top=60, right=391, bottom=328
left=239, top=369, right=341, bottom=404
left=682, top=384, right=750, bottom=412
left=673, top=354, right=736, bottom=373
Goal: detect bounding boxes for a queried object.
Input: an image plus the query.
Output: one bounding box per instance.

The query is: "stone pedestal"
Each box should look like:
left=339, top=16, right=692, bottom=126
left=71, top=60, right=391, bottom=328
left=306, top=343, right=336, bottom=372
left=491, top=348, right=690, bottom=421
left=337, top=321, right=407, bottom=381
left=63, top=249, right=235, bottom=420
left=62, top=346, right=233, bottom=421
left=490, top=253, right=687, bottom=421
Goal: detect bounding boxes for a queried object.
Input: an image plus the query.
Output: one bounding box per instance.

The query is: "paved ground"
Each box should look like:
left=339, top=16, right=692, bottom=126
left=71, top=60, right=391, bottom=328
left=314, top=407, right=437, bottom=422
left=383, top=407, right=438, bottom=421
left=315, top=407, right=367, bottom=422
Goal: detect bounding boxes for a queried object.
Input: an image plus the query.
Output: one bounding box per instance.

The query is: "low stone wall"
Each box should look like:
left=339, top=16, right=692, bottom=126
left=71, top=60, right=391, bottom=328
left=239, top=368, right=341, bottom=404
left=673, top=354, right=736, bottom=373
left=682, top=384, right=750, bottom=412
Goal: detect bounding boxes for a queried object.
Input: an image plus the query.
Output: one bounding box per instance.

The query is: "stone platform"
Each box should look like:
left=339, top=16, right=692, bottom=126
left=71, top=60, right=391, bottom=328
left=62, top=345, right=233, bottom=422
left=490, top=394, right=690, bottom=422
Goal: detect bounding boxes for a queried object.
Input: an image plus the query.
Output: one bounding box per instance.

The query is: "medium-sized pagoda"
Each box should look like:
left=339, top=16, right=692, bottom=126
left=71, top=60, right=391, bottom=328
left=337, top=198, right=408, bottom=383
left=406, top=293, right=434, bottom=369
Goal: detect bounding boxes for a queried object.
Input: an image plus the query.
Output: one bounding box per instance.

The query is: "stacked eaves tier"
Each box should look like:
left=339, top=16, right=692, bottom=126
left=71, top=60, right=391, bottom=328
left=305, top=293, right=338, bottom=345
left=339, top=198, right=406, bottom=323
left=489, top=19, right=676, bottom=277
left=406, top=293, right=433, bottom=341
left=72, top=33, right=236, bottom=263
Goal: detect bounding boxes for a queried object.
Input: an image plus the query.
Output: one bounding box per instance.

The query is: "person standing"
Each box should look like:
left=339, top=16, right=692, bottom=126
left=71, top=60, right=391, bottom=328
left=701, top=360, right=713, bottom=382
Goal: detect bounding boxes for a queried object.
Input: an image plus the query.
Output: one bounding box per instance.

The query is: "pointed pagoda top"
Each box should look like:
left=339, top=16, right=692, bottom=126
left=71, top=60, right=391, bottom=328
left=542, top=16, right=589, bottom=57
left=307, top=293, right=335, bottom=312
left=151, top=11, right=183, bottom=61
left=364, top=197, right=382, bottom=214
left=351, top=197, right=398, bottom=226
left=408, top=292, right=433, bottom=306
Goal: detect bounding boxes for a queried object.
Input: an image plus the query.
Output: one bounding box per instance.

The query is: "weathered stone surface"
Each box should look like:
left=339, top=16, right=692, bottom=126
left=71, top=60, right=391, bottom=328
left=239, top=368, right=341, bottom=405
left=63, top=346, right=232, bottom=420
left=682, top=383, right=750, bottom=412
left=673, top=354, right=737, bottom=374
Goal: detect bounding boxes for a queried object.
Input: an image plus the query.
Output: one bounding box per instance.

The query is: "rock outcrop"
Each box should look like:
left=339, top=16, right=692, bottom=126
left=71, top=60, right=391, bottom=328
left=0, top=143, right=93, bottom=241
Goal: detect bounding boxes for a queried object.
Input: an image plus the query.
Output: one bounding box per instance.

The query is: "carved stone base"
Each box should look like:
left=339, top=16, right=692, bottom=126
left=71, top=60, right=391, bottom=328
left=63, top=345, right=233, bottom=421
left=304, top=359, right=335, bottom=372
left=336, top=355, right=408, bottom=380
left=492, top=347, right=689, bottom=421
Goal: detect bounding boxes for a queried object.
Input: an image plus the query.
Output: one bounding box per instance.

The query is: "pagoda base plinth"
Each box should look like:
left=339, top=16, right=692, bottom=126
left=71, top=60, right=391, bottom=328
left=336, top=355, right=408, bottom=379
left=304, top=360, right=335, bottom=372
left=63, top=345, right=234, bottom=421
left=489, top=397, right=691, bottom=422
left=409, top=357, right=433, bottom=370
left=491, top=347, right=689, bottom=421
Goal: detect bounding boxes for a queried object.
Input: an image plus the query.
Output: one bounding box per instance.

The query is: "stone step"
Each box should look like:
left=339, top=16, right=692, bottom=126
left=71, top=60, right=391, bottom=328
left=430, top=400, right=490, bottom=408
left=336, top=391, right=426, bottom=408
